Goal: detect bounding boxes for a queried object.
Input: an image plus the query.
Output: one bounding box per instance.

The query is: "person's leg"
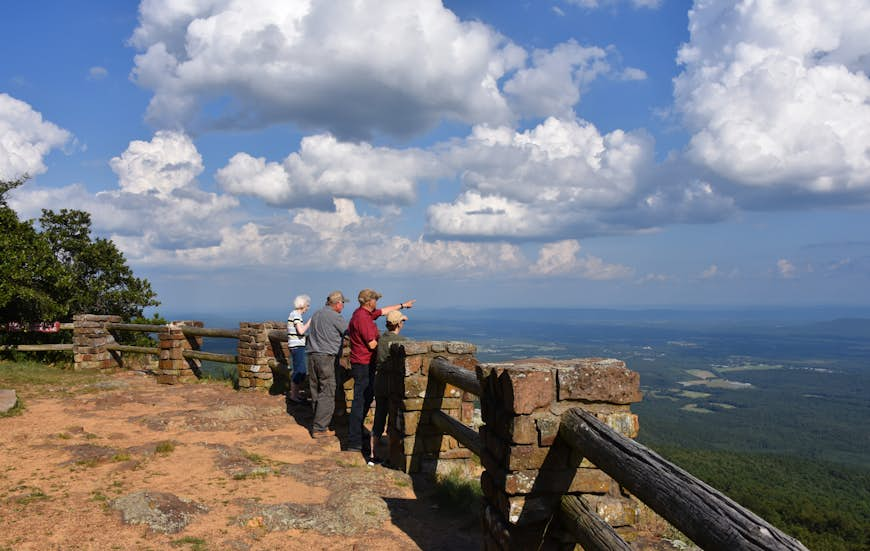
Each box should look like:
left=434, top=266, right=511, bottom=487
left=371, top=368, right=388, bottom=439
left=362, top=364, right=375, bottom=422
left=347, top=363, right=369, bottom=449
left=311, top=354, right=336, bottom=433
left=290, top=347, right=307, bottom=400
left=307, top=353, right=319, bottom=411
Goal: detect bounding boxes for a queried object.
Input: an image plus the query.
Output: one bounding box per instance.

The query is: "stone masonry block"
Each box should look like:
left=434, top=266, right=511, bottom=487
left=582, top=495, right=640, bottom=527
left=399, top=341, right=432, bottom=355
left=494, top=412, right=537, bottom=445
left=534, top=414, right=560, bottom=446
left=446, top=341, right=476, bottom=354
left=604, top=412, right=639, bottom=438
left=500, top=366, right=555, bottom=414
left=404, top=355, right=422, bottom=375
left=556, top=359, right=641, bottom=404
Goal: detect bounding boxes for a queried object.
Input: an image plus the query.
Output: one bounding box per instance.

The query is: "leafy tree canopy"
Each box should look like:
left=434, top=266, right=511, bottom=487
left=1, top=178, right=160, bottom=324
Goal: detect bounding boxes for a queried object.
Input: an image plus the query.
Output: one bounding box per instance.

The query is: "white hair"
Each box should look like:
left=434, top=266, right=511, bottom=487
left=293, top=294, right=311, bottom=309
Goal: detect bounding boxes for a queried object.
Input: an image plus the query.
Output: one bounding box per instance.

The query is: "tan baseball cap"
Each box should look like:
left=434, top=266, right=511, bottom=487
left=326, top=290, right=349, bottom=304
left=386, top=310, right=408, bottom=325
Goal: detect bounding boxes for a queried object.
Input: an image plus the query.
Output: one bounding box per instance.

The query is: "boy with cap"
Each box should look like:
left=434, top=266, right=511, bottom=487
left=370, top=309, right=409, bottom=464
left=345, top=289, right=415, bottom=452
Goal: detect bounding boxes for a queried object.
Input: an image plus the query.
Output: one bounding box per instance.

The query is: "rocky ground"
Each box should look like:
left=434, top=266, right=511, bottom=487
left=0, top=369, right=480, bottom=550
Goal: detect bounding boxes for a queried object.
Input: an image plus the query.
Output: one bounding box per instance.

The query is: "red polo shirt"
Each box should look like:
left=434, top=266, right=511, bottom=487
left=348, top=306, right=382, bottom=365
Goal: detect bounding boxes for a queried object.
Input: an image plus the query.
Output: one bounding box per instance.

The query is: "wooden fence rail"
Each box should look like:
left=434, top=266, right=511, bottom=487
left=0, top=343, right=73, bottom=352
left=559, top=408, right=810, bottom=551
left=183, top=349, right=238, bottom=364
left=107, top=323, right=167, bottom=333
left=429, top=356, right=481, bottom=396
left=106, top=343, right=159, bottom=355
left=559, top=494, right=633, bottom=551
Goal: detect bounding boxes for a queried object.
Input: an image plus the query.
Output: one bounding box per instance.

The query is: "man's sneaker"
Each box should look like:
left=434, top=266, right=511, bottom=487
left=311, top=429, right=335, bottom=439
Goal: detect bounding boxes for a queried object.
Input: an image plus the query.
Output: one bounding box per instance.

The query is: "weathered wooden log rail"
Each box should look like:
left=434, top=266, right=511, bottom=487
left=424, top=356, right=808, bottom=551
left=559, top=409, right=808, bottom=550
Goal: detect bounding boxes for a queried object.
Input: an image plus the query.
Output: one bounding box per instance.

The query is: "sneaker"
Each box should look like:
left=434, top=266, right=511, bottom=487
left=311, top=429, right=335, bottom=439
left=345, top=444, right=362, bottom=452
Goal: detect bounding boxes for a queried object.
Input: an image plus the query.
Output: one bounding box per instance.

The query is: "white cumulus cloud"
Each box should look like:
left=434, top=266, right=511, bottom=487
left=530, top=239, right=633, bottom=279
left=428, top=116, right=654, bottom=238
left=216, top=134, right=445, bottom=207
left=0, top=93, right=71, bottom=181
left=777, top=258, right=797, bottom=279
left=130, top=0, right=525, bottom=138
left=675, top=0, right=870, bottom=197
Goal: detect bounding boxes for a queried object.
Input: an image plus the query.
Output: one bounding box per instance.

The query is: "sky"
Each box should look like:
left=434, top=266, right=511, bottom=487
left=2, top=0, right=870, bottom=317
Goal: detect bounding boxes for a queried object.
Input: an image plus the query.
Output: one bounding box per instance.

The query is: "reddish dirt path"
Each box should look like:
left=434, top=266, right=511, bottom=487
left=0, top=370, right=479, bottom=550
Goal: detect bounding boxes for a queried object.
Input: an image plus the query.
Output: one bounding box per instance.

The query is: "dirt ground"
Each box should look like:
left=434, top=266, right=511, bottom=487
left=0, top=369, right=480, bottom=551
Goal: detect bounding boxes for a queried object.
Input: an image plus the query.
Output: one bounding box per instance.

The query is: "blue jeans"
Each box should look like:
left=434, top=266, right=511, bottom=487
left=290, top=346, right=307, bottom=384
left=347, top=363, right=375, bottom=449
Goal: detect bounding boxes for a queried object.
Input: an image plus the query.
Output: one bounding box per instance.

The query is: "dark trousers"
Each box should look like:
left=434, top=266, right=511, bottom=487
left=371, top=367, right=389, bottom=439
left=308, top=353, right=337, bottom=432
left=347, top=362, right=375, bottom=448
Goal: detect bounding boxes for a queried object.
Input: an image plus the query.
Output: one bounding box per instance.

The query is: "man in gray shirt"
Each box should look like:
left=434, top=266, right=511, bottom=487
left=306, top=290, right=349, bottom=438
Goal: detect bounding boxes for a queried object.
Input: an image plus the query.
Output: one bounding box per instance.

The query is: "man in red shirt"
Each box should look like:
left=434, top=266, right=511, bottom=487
left=346, top=288, right=415, bottom=452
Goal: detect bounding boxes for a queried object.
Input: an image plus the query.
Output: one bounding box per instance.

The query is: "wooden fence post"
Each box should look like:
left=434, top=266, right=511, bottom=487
left=477, top=358, right=642, bottom=550
left=73, top=314, right=122, bottom=371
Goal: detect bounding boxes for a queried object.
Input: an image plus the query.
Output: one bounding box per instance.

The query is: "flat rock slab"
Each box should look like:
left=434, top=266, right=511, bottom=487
left=111, top=490, right=208, bottom=534
left=0, top=389, right=17, bottom=414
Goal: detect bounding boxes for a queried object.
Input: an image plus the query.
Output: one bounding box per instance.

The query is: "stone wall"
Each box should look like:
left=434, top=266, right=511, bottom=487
left=382, top=340, right=479, bottom=474
left=477, top=358, right=642, bottom=550
left=72, top=314, right=121, bottom=371
left=237, top=321, right=285, bottom=390
left=157, top=321, right=202, bottom=384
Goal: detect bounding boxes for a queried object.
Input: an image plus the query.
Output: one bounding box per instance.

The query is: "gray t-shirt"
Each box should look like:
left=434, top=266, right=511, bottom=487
left=305, top=306, right=347, bottom=355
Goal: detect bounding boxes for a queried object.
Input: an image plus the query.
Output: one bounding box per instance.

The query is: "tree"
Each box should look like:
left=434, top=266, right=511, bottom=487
left=0, top=178, right=160, bottom=324
left=0, top=205, right=68, bottom=323
left=39, top=209, right=159, bottom=320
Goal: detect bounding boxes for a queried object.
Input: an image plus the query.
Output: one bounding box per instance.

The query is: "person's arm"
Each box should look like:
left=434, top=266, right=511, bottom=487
left=294, top=319, right=310, bottom=335
left=380, top=299, right=416, bottom=315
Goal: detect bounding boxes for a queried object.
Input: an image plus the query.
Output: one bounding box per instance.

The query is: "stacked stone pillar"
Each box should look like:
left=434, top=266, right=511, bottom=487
left=237, top=322, right=283, bottom=390
left=157, top=321, right=202, bottom=384
left=72, top=314, right=122, bottom=371
left=386, top=340, right=478, bottom=474
left=477, top=358, right=642, bottom=550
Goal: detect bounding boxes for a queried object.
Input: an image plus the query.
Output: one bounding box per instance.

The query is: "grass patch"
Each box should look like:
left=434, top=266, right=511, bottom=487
left=232, top=468, right=270, bottom=480
left=432, top=469, right=482, bottom=516
left=155, top=441, right=176, bottom=455
left=242, top=450, right=266, bottom=464
left=0, top=360, right=103, bottom=397
left=170, top=536, right=207, bottom=550
left=112, top=452, right=132, bottom=462
left=14, top=487, right=50, bottom=505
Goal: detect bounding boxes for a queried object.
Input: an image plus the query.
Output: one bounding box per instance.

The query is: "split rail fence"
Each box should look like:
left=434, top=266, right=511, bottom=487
left=2, top=315, right=810, bottom=550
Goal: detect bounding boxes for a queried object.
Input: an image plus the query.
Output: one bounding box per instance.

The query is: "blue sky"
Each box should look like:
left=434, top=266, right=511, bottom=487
left=2, top=0, right=869, bottom=317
